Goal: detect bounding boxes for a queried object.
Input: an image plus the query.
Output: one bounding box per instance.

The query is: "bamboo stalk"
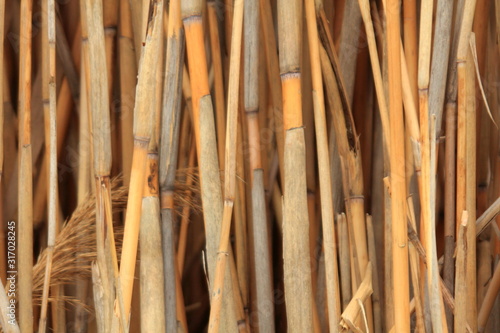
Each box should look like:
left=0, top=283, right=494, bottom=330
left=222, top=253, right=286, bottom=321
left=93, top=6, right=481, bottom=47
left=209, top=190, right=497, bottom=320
left=182, top=1, right=238, bottom=330
left=305, top=1, right=341, bottom=331
left=387, top=0, right=410, bottom=330
left=337, top=213, right=352, bottom=311
left=0, top=279, right=20, bottom=332
left=454, top=211, right=468, bottom=333
left=159, top=0, right=184, bottom=330
left=38, top=0, right=57, bottom=331
left=478, top=260, right=500, bottom=331
left=207, top=0, right=244, bottom=329
left=17, top=0, right=34, bottom=331
left=0, top=0, right=4, bottom=285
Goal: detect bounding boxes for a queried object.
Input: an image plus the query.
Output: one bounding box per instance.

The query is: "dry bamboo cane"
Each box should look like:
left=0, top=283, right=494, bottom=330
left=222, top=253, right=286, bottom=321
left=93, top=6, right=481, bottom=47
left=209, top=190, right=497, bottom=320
left=478, top=259, right=500, bottom=331
left=207, top=0, right=244, bottom=330
left=159, top=0, right=184, bottom=330
left=305, top=1, right=341, bottom=331
left=337, top=213, right=352, bottom=311
left=417, top=0, right=447, bottom=331
left=278, top=0, right=315, bottom=331
left=17, top=0, right=34, bottom=331
left=243, top=0, right=274, bottom=330
left=318, top=26, right=373, bottom=330
left=455, top=211, right=468, bottom=333
left=387, top=0, right=410, bottom=331
left=118, top=0, right=137, bottom=186
left=465, top=34, right=478, bottom=332
left=38, top=0, right=57, bottom=331
left=182, top=1, right=238, bottom=331
left=207, top=0, right=227, bottom=170
left=356, top=0, right=391, bottom=151
left=0, top=279, right=20, bottom=332
left=81, top=0, right=123, bottom=331
left=119, top=0, right=164, bottom=324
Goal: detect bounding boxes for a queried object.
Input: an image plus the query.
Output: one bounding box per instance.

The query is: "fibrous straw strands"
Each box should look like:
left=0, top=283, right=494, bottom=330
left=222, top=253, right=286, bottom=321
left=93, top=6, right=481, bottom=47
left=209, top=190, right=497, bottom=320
left=2, top=0, right=500, bottom=332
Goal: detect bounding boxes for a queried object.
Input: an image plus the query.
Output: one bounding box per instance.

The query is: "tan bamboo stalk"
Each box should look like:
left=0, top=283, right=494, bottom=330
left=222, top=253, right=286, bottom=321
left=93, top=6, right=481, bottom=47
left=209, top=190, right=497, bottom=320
left=478, top=260, right=500, bottom=331
left=476, top=240, right=492, bottom=321
left=386, top=0, right=410, bottom=330
left=207, top=0, right=226, bottom=170
left=428, top=0, right=454, bottom=137
left=366, top=215, right=382, bottom=333
left=407, top=197, right=426, bottom=333
left=319, top=31, right=373, bottom=329
left=356, top=0, right=391, bottom=151
left=38, top=0, right=57, bottom=331
left=465, top=34, right=478, bottom=331
left=418, top=1, right=446, bottom=332
left=476, top=197, right=500, bottom=236
left=17, top=0, right=34, bottom=331
left=278, top=0, right=315, bottom=331
left=304, top=1, right=341, bottom=331
left=182, top=0, right=238, bottom=330
left=337, top=0, right=361, bottom=104
left=119, top=0, right=164, bottom=323
left=454, top=212, right=468, bottom=333
left=402, top=0, right=418, bottom=105
left=159, top=0, right=184, bottom=330
left=259, top=0, right=285, bottom=185
left=118, top=0, right=137, bottom=185
left=81, top=0, right=120, bottom=331
left=140, top=153, right=166, bottom=333
left=177, top=140, right=196, bottom=274
left=339, top=263, right=373, bottom=332
left=251, top=169, right=274, bottom=331
left=207, top=0, right=244, bottom=330
left=337, top=213, right=352, bottom=311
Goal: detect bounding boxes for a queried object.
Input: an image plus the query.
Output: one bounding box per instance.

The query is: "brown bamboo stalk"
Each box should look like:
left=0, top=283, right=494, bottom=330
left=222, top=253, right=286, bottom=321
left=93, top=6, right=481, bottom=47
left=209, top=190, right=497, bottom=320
left=465, top=34, right=478, bottom=332
left=455, top=211, right=468, bottom=333
left=81, top=0, right=121, bottom=331
left=159, top=0, right=184, bottom=330
left=207, top=1, right=227, bottom=170
left=278, top=0, right=315, bottom=331
left=339, top=263, right=373, bottom=332
left=118, top=1, right=164, bottom=325
left=38, top=0, right=57, bottom=331
left=17, top=0, right=34, bottom=331
left=182, top=0, right=238, bottom=330
left=304, top=1, right=341, bottom=331
left=418, top=0, right=449, bottom=331
left=118, top=0, right=137, bottom=185
left=337, top=213, right=352, bottom=311
left=402, top=0, right=418, bottom=106
left=207, top=0, right=244, bottom=329
left=478, top=260, right=500, bottom=331
left=387, top=0, right=410, bottom=330
left=356, top=0, right=391, bottom=152
left=366, top=215, right=382, bottom=333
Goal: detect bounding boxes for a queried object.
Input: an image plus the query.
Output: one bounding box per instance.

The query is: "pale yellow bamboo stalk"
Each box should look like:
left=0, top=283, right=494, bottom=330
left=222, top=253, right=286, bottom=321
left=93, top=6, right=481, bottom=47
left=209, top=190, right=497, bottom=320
left=38, top=0, right=57, bottom=331
left=207, top=0, right=244, bottom=330
left=119, top=0, right=163, bottom=323
left=387, top=0, right=410, bottom=330
left=455, top=211, right=469, bottom=333
left=304, top=1, right=341, bottom=331
left=18, top=0, right=34, bottom=331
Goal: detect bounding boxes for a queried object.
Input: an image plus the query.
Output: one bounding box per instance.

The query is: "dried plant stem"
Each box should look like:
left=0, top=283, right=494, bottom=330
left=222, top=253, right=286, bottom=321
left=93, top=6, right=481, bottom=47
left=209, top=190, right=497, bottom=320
left=119, top=0, right=164, bottom=323
left=0, top=280, right=20, bottom=332
left=387, top=0, right=410, bottom=331
left=454, top=212, right=468, bottom=333
left=18, top=0, right=34, bottom=331
left=38, top=0, right=57, bottom=331
left=305, top=1, right=341, bottom=331
left=207, top=1, right=226, bottom=170
left=159, top=0, right=184, bottom=330
left=207, top=0, right=244, bottom=330
left=478, top=260, right=500, bottom=331
left=182, top=0, right=238, bottom=330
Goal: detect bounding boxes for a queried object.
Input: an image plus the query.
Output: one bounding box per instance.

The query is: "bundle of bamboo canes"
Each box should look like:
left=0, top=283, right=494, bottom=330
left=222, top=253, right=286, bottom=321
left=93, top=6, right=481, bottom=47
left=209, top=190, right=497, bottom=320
left=1, top=0, right=500, bottom=332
